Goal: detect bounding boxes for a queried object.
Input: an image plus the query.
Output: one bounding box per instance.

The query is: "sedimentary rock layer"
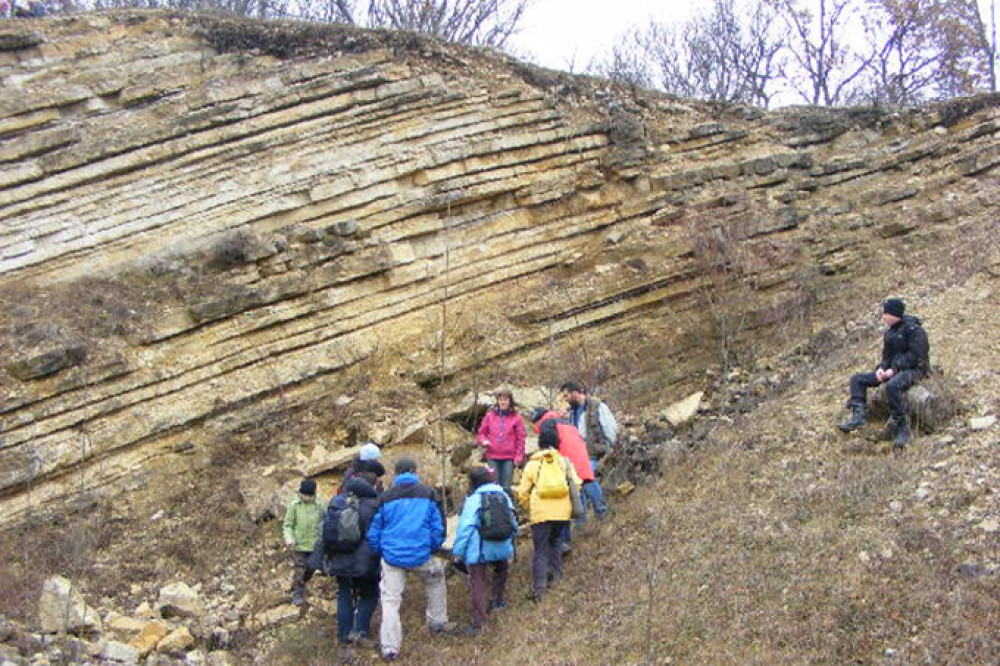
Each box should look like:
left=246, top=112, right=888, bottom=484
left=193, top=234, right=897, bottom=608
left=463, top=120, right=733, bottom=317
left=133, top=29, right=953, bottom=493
left=1, top=12, right=998, bottom=525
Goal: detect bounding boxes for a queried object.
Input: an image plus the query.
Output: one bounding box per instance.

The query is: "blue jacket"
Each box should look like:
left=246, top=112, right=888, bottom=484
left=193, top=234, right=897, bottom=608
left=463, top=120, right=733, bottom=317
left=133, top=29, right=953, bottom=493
left=452, top=483, right=517, bottom=565
left=367, top=473, right=445, bottom=568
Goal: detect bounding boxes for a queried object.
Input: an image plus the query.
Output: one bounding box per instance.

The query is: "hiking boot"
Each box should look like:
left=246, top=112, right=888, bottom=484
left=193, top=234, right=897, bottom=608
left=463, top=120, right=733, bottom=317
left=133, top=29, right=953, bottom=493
left=465, top=624, right=482, bottom=636
left=880, top=416, right=901, bottom=441
left=837, top=403, right=867, bottom=433
left=893, top=419, right=911, bottom=451
left=354, top=636, right=377, bottom=650
left=429, top=621, right=457, bottom=635
left=381, top=651, right=398, bottom=662
left=559, top=541, right=571, bottom=557
left=489, top=600, right=508, bottom=612
left=291, top=589, right=305, bottom=606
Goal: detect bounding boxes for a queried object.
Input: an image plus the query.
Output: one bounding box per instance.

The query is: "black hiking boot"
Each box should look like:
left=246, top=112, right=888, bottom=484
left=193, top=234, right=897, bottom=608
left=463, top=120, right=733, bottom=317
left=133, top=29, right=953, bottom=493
left=837, top=404, right=867, bottom=433
left=893, top=419, right=911, bottom=451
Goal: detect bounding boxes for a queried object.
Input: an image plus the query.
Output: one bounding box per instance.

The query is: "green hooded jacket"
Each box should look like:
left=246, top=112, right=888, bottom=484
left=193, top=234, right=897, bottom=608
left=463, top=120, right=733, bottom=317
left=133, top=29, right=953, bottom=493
left=282, top=495, right=326, bottom=552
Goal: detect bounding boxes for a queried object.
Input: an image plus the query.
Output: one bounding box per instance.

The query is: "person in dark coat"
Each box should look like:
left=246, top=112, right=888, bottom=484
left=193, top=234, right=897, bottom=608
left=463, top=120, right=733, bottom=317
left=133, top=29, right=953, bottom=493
left=322, top=471, right=381, bottom=648
left=837, top=298, right=930, bottom=449
left=339, top=441, right=386, bottom=494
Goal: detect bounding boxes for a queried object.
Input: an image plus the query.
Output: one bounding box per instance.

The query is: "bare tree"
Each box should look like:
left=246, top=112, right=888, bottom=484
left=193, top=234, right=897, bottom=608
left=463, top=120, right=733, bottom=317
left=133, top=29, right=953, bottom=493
left=288, top=0, right=357, bottom=23
left=70, top=0, right=529, bottom=48
left=768, top=0, right=872, bottom=105
left=933, top=0, right=995, bottom=94
left=850, top=0, right=996, bottom=104
left=852, top=0, right=945, bottom=105
left=592, top=26, right=656, bottom=89
left=595, top=0, right=783, bottom=108
left=367, top=0, right=529, bottom=48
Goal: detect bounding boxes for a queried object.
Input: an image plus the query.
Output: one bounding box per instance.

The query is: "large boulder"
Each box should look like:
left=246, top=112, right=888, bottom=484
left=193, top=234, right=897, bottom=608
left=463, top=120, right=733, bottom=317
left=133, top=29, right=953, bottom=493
left=99, top=640, right=140, bottom=665
left=663, top=391, right=704, bottom=427
left=37, top=576, right=102, bottom=634
left=156, top=626, right=195, bottom=654
left=869, top=374, right=962, bottom=432
left=236, top=474, right=281, bottom=522
left=157, top=582, right=205, bottom=619
left=291, top=444, right=357, bottom=477
left=130, top=621, right=171, bottom=657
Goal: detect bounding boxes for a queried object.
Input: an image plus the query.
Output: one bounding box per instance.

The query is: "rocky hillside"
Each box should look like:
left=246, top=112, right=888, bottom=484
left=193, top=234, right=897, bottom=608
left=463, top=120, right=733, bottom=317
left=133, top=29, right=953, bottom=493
left=1, top=10, right=1000, bottom=665
left=3, top=11, right=998, bottom=528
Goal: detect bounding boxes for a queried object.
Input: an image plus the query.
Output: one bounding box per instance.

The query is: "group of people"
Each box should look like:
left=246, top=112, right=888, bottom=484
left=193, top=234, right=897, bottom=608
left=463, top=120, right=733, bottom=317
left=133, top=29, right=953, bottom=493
left=282, top=382, right=618, bottom=662
left=0, top=0, right=46, bottom=18
left=279, top=297, right=928, bottom=661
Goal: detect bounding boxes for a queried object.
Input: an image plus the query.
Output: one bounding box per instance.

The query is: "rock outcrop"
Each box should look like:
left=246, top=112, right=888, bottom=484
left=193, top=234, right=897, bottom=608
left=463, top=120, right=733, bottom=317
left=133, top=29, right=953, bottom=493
left=1, top=11, right=999, bottom=525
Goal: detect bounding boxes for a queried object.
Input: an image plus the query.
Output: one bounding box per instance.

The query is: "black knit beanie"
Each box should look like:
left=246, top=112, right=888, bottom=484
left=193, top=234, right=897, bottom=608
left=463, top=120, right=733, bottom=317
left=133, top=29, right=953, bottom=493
left=883, top=298, right=905, bottom=317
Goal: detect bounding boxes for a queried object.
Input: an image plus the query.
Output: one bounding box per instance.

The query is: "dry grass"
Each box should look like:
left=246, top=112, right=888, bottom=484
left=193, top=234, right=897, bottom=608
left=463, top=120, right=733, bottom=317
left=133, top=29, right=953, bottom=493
left=249, top=245, right=1000, bottom=664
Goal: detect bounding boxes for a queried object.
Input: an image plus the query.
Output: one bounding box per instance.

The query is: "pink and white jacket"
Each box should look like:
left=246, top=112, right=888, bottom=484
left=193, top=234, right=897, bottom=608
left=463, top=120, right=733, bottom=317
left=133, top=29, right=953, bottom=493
left=477, top=408, right=526, bottom=465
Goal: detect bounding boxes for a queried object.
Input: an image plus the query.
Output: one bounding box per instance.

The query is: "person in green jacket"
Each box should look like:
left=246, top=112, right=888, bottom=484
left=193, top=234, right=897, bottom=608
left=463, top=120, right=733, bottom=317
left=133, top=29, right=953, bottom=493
left=283, top=478, right=325, bottom=606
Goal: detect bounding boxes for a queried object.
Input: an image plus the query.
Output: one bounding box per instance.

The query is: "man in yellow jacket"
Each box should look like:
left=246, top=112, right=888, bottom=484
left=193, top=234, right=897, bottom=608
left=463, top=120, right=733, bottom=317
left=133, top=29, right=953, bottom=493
left=515, top=428, right=582, bottom=601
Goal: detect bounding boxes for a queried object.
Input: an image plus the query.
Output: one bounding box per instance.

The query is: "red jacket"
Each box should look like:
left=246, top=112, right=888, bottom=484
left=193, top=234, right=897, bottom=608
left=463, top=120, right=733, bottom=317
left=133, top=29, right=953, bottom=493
left=535, top=411, right=595, bottom=482
left=477, top=408, right=526, bottom=464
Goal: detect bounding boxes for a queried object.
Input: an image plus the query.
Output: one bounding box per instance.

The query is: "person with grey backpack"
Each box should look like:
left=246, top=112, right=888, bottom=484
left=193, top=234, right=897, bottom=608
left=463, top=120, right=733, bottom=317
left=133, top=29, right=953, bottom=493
left=312, top=471, right=381, bottom=648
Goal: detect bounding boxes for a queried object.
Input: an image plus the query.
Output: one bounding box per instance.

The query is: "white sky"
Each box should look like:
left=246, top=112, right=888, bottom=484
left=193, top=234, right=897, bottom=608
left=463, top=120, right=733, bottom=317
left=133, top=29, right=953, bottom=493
left=510, top=0, right=697, bottom=72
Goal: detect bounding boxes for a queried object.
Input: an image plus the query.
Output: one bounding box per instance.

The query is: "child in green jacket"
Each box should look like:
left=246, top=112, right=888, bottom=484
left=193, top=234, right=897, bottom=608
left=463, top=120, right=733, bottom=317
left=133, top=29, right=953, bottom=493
left=283, top=478, right=325, bottom=605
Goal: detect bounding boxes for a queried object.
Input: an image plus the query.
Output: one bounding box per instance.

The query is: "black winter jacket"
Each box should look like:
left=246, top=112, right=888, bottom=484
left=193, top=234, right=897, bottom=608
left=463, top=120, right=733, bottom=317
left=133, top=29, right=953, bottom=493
left=878, top=315, right=930, bottom=374
left=322, top=476, right=381, bottom=579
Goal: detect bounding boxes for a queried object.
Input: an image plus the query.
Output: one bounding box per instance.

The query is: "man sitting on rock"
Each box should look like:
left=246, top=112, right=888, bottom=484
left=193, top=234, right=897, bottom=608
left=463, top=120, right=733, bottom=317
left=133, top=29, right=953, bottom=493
left=837, top=298, right=930, bottom=450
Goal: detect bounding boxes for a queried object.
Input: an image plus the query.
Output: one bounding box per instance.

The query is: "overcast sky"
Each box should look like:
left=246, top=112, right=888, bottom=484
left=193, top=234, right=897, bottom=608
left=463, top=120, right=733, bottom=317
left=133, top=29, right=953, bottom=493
left=510, top=0, right=697, bottom=72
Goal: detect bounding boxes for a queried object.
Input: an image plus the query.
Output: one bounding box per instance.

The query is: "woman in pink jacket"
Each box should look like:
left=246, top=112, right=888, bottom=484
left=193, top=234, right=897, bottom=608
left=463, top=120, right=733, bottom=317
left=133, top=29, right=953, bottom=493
left=476, top=389, right=526, bottom=495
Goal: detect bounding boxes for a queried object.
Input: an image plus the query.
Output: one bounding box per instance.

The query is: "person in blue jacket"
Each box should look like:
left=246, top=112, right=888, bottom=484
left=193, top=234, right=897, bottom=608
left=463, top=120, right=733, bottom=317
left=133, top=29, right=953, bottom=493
left=367, top=458, right=453, bottom=661
left=452, top=466, right=517, bottom=634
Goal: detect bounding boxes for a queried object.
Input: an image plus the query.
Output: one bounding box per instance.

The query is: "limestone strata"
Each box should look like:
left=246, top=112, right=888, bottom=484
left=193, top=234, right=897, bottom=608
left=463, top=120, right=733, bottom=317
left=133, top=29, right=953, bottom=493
left=1, top=12, right=999, bottom=525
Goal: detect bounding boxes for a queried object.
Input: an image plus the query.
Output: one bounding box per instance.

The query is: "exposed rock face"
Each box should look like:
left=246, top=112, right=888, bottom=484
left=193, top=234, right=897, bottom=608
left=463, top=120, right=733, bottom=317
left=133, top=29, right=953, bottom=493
left=37, top=576, right=102, bottom=634
left=1, top=12, right=999, bottom=525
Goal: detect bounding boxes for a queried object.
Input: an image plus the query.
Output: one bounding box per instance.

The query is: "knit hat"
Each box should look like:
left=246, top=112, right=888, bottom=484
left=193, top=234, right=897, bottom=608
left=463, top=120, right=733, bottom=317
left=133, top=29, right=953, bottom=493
left=883, top=298, right=905, bottom=317
left=530, top=406, right=548, bottom=423
left=359, top=442, right=381, bottom=461
left=299, top=478, right=317, bottom=496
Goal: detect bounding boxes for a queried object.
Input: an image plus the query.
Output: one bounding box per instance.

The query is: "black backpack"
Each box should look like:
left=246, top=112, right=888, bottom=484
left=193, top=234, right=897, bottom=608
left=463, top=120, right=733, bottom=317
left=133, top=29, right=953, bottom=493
left=477, top=491, right=515, bottom=541
left=323, top=494, right=362, bottom=554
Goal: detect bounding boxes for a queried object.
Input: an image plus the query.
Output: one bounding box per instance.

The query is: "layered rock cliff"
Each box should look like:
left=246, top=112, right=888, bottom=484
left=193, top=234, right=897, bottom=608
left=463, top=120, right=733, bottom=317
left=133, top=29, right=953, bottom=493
left=2, top=11, right=998, bottom=525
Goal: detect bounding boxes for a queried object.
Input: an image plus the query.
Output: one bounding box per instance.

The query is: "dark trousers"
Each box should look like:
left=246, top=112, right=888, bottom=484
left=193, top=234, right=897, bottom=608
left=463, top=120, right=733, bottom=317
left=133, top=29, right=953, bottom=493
left=468, top=560, right=509, bottom=628
left=291, top=550, right=314, bottom=592
left=335, top=575, right=379, bottom=642
left=485, top=458, right=514, bottom=496
left=849, top=370, right=922, bottom=419
left=530, top=521, right=568, bottom=597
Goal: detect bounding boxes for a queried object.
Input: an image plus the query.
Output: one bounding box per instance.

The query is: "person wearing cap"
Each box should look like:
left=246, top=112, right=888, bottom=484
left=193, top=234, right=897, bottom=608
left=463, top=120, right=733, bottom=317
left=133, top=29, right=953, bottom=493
left=340, top=441, right=387, bottom=493
left=837, top=298, right=930, bottom=449
left=282, top=478, right=326, bottom=605
left=476, top=389, right=526, bottom=496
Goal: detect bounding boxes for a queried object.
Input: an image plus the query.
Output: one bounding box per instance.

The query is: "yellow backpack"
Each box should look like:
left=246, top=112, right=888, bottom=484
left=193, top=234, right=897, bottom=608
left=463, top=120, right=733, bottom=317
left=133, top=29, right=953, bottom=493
left=536, top=454, right=569, bottom=499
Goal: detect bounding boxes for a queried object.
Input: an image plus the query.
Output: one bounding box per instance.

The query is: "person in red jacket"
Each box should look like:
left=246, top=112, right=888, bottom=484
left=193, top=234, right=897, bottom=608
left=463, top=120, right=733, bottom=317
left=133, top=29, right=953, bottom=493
left=529, top=408, right=595, bottom=486
left=530, top=407, right=596, bottom=554
left=476, top=390, right=526, bottom=496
